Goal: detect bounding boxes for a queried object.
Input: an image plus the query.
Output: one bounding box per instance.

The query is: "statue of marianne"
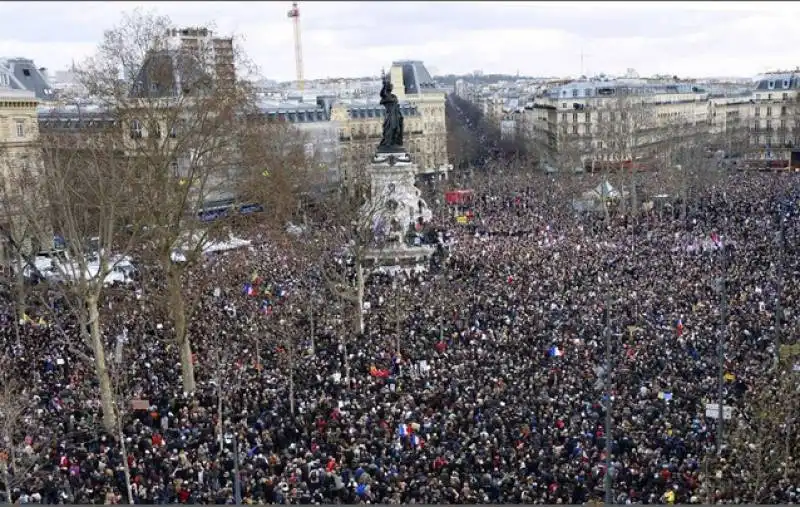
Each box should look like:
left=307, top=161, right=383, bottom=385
left=378, top=69, right=404, bottom=152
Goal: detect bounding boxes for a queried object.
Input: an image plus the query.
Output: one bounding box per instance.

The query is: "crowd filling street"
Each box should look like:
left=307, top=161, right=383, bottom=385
left=1, top=169, right=799, bottom=505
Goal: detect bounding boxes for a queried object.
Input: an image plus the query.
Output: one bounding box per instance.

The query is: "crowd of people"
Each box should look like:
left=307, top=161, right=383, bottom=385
left=1, top=169, right=799, bottom=504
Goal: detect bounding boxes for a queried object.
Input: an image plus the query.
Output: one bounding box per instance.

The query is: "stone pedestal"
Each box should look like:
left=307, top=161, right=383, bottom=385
left=364, top=150, right=433, bottom=264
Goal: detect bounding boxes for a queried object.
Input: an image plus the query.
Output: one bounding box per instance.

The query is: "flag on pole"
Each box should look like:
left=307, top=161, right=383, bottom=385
left=548, top=346, right=563, bottom=357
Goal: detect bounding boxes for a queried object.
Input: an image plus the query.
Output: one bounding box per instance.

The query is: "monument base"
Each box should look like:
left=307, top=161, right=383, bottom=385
left=372, top=150, right=412, bottom=166
left=366, top=151, right=432, bottom=241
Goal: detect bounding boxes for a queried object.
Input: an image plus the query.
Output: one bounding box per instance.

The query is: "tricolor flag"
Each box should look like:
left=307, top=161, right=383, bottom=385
left=242, top=283, right=256, bottom=297
left=548, top=346, right=563, bottom=357
left=397, top=423, right=410, bottom=437
left=676, top=317, right=684, bottom=337
left=410, top=434, right=424, bottom=448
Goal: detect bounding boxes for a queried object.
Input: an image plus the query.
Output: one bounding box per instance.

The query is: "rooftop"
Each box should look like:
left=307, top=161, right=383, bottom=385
left=392, top=60, right=444, bottom=95
left=752, top=72, right=800, bottom=91
left=0, top=57, right=55, bottom=101
left=545, top=79, right=708, bottom=99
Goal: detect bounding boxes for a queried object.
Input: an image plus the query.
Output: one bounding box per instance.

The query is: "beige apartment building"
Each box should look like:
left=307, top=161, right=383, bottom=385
left=526, top=80, right=711, bottom=166
left=0, top=87, right=42, bottom=260
left=747, top=72, right=800, bottom=162
left=335, top=60, right=449, bottom=179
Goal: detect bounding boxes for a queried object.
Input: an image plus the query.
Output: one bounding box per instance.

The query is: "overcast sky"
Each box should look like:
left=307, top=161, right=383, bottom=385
left=1, top=1, right=797, bottom=81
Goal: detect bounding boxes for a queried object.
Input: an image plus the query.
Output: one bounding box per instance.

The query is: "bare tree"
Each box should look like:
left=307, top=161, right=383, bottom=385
left=73, top=10, right=264, bottom=393
left=724, top=372, right=799, bottom=502
left=3, top=100, right=149, bottom=432
left=594, top=94, right=656, bottom=216
left=0, top=365, right=44, bottom=503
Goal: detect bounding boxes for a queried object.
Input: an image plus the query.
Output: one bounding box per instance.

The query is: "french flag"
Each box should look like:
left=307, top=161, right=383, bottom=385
left=242, top=283, right=256, bottom=297
left=548, top=346, right=563, bottom=357
left=397, top=423, right=410, bottom=437
left=410, top=434, right=424, bottom=448
left=676, top=317, right=684, bottom=337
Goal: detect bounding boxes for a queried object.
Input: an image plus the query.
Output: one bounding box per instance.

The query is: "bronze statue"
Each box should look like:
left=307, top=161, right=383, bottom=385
left=378, top=69, right=404, bottom=152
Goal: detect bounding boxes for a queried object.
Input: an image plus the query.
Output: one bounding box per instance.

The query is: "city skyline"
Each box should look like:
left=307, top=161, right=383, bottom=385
left=0, top=1, right=798, bottom=82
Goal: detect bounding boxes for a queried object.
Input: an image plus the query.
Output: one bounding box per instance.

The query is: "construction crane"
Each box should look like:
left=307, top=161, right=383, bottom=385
left=287, top=2, right=304, bottom=92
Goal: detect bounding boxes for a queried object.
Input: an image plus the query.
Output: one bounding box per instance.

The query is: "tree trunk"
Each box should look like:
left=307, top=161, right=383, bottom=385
left=86, top=293, right=116, bottom=432
left=167, top=268, right=196, bottom=394
left=355, top=262, right=365, bottom=335
left=117, top=411, right=135, bottom=504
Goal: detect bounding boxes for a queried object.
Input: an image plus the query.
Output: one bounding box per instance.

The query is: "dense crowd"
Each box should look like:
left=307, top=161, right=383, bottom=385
left=1, top=170, right=799, bottom=504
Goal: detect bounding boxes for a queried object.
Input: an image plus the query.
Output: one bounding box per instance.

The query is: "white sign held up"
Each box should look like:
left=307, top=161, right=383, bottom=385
left=705, top=403, right=733, bottom=420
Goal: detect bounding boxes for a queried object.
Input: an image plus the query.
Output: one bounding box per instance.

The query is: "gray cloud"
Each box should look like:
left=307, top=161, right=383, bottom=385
left=0, top=1, right=796, bottom=80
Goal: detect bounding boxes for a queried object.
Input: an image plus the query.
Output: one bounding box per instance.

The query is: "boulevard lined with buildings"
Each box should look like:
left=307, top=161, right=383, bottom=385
left=458, top=71, right=800, bottom=168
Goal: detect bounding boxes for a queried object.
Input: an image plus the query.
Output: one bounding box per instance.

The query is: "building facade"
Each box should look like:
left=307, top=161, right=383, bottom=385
left=0, top=87, right=43, bottom=260
left=748, top=72, right=800, bottom=162
left=164, top=27, right=236, bottom=87
left=530, top=80, right=711, bottom=162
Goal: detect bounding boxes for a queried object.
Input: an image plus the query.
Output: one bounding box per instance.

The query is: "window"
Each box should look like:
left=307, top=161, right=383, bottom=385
left=562, top=103, right=567, bottom=109
left=585, top=112, right=591, bottom=123
left=767, top=94, right=772, bottom=100
left=755, top=107, right=760, bottom=117
left=766, top=107, right=772, bottom=117
left=783, top=93, right=789, bottom=101
left=0, top=73, right=8, bottom=86
left=610, top=112, right=616, bottom=122
left=584, top=88, right=592, bottom=97
left=766, top=120, right=772, bottom=131
left=572, top=89, right=578, bottom=97
left=783, top=79, right=790, bottom=89
left=781, top=106, right=788, bottom=116
left=22, top=68, right=30, bottom=77
left=780, top=119, right=787, bottom=131
left=561, top=113, right=567, bottom=123
left=572, top=112, right=578, bottom=123
left=15, top=121, right=24, bottom=137
left=130, top=119, right=142, bottom=139
left=572, top=125, right=578, bottom=135
left=768, top=80, right=775, bottom=89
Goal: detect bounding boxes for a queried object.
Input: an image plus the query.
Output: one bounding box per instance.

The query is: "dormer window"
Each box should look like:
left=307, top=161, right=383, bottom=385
left=768, top=80, right=775, bottom=89
left=783, top=79, right=790, bottom=89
